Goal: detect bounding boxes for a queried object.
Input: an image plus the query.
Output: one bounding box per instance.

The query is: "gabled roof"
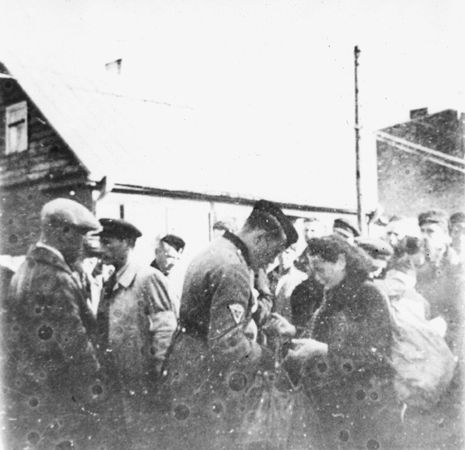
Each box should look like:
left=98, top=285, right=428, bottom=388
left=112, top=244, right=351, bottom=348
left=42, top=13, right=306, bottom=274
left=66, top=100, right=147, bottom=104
left=0, top=57, right=359, bottom=212
left=2, top=57, right=204, bottom=192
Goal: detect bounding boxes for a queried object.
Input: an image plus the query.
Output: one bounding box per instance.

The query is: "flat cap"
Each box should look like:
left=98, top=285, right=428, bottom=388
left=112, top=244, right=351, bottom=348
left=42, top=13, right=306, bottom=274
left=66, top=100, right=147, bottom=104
left=98, top=218, right=142, bottom=239
left=333, top=218, right=360, bottom=238
left=161, top=234, right=185, bottom=252
left=41, top=198, right=100, bottom=233
left=450, top=212, right=465, bottom=226
left=213, top=219, right=237, bottom=234
left=418, top=210, right=448, bottom=229
left=252, top=200, right=298, bottom=246
left=356, top=237, right=393, bottom=260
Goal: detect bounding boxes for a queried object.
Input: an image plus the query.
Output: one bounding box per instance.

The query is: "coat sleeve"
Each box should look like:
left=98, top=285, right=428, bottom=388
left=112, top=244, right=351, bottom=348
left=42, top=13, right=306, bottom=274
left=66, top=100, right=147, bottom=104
left=206, top=263, right=272, bottom=368
left=328, top=283, right=392, bottom=377
left=44, top=272, right=103, bottom=406
left=143, top=271, right=177, bottom=375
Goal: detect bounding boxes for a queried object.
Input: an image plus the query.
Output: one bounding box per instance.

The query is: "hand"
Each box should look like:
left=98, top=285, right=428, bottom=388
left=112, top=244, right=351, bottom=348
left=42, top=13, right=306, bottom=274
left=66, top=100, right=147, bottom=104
left=263, top=313, right=296, bottom=338
left=286, top=338, right=328, bottom=361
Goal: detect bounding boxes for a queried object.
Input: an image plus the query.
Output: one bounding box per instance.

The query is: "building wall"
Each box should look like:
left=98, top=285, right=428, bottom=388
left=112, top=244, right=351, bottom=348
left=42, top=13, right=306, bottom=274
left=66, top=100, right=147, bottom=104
left=377, top=141, right=465, bottom=217
left=0, top=78, right=90, bottom=255
left=97, top=191, right=356, bottom=270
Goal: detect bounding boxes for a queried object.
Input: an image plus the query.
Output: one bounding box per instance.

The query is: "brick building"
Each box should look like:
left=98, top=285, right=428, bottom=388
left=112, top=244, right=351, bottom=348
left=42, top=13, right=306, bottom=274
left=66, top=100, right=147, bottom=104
left=376, top=108, right=465, bottom=217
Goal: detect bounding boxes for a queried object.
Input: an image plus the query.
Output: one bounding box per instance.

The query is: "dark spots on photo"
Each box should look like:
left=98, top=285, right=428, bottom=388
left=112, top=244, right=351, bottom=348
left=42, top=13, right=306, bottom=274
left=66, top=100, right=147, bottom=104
left=173, top=404, right=190, bottom=421
left=28, top=397, right=39, bottom=408
left=367, top=438, right=380, bottom=449
left=27, top=431, right=40, bottom=445
left=339, top=429, right=350, bottom=442
left=37, top=324, right=53, bottom=340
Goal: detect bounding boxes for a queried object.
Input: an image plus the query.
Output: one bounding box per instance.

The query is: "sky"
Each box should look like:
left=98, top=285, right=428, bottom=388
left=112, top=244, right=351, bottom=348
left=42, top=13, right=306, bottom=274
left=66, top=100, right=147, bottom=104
left=0, top=0, right=464, bottom=211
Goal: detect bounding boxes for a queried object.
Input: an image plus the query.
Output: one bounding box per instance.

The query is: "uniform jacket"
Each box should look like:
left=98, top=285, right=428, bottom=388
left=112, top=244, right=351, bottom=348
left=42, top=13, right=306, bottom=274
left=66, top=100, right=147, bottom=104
left=96, top=259, right=177, bottom=395
left=172, top=232, right=267, bottom=368
left=159, top=232, right=273, bottom=449
left=4, top=245, right=113, bottom=449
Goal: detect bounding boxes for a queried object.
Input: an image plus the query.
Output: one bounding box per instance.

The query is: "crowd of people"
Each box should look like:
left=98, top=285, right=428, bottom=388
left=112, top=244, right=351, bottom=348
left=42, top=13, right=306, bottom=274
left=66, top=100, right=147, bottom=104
left=1, top=197, right=464, bottom=450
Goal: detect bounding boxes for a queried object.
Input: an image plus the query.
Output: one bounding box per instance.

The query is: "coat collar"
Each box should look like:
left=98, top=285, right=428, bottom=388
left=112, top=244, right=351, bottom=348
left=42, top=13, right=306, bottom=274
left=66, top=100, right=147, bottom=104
left=28, top=244, right=73, bottom=274
left=150, top=259, right=167, bottom=276
left=325, top=276, right=365, bottom=310
left=114, top=259, right=137, bottom=289
left=223, top=231, right=251, bottom=267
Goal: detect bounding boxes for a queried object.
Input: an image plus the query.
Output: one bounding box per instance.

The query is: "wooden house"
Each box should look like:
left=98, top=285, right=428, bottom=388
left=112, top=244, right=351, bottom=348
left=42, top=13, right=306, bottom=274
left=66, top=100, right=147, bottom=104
left=0, top=59, right=358, bottom=263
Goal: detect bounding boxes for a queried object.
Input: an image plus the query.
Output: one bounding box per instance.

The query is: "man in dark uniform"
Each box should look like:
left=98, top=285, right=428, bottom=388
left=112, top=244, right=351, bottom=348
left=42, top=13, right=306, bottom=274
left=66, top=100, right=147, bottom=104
left=3, top=198, right=120, bottom=450
left=96, top=218, right=178, bottom=449
left=159, top=200, right=298, bottom=450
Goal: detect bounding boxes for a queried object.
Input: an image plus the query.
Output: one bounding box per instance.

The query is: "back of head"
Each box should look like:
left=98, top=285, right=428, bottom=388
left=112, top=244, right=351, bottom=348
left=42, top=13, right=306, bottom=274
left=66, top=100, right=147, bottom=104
left=244, top=200, right=298, bottom=247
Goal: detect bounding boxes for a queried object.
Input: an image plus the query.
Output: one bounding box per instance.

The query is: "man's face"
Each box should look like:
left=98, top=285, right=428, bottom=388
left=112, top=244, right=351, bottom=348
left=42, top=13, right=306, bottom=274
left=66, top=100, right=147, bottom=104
left=155, top=241, right=181, bottom=274
left=303, top=220, right=324, bottom=243
left=420, top=223, right=449, bottom=254
left=254, top=230, right=287, bottom=269
left=450, top=221, right=465, bottom=253
left=310, top=254, right=346, bottom=289
left=100, top=236, right=131, bottom=270
left=385, top=221, right=405, bottom=248
left=279, top=246, right=297, bottom=270
left=59, top=225, right=85, bottom=263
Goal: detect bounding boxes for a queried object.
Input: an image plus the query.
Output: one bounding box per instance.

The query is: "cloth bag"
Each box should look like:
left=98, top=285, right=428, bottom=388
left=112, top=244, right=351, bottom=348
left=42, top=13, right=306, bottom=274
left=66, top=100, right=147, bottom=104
left=388, top=299, right=457, bottom=410
left=238, top=341, right=298, bottom=450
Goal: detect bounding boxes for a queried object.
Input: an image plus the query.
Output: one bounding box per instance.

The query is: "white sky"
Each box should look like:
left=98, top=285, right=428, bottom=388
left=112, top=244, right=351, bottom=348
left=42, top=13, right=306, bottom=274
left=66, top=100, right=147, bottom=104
left=0, top=0, right=464, bottom=211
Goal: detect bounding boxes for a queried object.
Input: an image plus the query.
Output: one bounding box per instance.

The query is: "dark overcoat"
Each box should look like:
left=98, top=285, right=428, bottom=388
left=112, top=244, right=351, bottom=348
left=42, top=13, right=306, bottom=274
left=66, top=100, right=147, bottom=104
left=3, top=245, right=120, bottom=449
left=300, top=279, right=399, bottom=450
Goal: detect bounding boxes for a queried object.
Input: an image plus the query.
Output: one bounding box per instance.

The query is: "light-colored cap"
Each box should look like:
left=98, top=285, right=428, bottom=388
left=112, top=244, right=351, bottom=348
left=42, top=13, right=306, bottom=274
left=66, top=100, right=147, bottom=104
left=40, top=198, right=101, bottom=233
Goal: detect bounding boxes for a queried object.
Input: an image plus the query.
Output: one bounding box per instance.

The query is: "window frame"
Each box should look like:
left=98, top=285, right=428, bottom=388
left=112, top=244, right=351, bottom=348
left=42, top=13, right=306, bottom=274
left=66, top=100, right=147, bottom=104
left=5, top=100, right=28, bottom=154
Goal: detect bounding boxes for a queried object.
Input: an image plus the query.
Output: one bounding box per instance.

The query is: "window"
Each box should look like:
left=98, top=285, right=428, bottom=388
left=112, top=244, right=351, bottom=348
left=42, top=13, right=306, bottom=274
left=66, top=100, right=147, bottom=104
left=5, top=101, right=28, bottom=154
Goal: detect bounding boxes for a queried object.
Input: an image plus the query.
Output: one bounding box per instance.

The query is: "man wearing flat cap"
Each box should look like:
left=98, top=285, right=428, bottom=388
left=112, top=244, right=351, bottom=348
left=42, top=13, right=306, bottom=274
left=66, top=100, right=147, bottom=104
left=150, top=233, right=186, bottom=317
left=3, top=198, right=120, bottom=449
left=416, top=210, right=464, bottom=355
left=151, top=234, right=186, bottom=278
left=96, top=218, right=177, bottom=448
left=333, top=217, right=360, bottom=245
left=159, top=199, right=298, bottom=449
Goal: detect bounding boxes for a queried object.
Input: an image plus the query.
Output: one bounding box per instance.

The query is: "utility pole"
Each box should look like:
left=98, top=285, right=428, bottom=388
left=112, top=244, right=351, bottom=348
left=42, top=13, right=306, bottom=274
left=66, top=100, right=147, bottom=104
left=354, top=45, right=364, bottom=233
